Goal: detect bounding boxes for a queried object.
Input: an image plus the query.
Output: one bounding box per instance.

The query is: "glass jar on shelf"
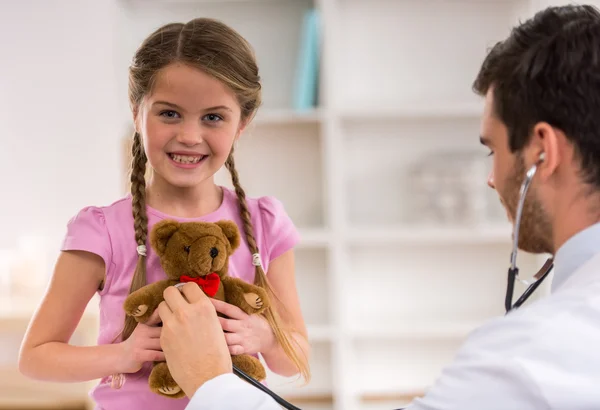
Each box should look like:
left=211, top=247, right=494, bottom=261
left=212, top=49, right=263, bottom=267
left=407, top=150, right=497, bottom=227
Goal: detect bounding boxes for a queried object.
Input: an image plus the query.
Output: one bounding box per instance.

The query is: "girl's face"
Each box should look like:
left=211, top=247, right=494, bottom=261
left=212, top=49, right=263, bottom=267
left=135, top=63, right=244, bottom=189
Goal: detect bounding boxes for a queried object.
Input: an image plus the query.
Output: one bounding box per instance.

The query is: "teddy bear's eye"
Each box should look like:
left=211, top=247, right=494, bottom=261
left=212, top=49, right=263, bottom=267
left=210, top=247, right=219, bottom=258
left=184, top=245, right=191, bottom=253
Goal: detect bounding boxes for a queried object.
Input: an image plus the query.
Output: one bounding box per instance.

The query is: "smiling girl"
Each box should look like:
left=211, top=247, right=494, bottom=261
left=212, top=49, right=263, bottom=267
left=18, top=18, right=310, bottom=410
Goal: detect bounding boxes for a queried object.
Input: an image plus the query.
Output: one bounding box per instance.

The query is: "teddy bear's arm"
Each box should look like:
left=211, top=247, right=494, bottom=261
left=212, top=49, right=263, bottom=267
left=221, top=276, right=270, bottom=315
left=123, top=279, right=174, bottom=323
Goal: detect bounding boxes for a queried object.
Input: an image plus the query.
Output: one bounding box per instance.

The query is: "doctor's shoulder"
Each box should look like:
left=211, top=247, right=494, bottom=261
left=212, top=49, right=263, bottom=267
left=450, top=288, right=600, bottom=392
left=413, top=296, right=600, bottom=410
left=463, top=286, right=600, bottom=353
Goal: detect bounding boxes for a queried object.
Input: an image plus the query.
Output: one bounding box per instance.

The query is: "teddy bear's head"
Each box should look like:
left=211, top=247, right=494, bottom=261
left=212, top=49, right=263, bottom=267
left=149, top=219, right=241, bottom=280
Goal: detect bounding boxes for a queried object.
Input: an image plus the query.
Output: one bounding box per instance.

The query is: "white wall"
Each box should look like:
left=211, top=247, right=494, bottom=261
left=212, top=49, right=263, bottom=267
left=0, top=0, right=123, bottom=250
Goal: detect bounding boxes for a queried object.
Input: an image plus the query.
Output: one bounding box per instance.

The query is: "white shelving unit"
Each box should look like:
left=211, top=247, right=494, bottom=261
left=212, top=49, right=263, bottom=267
left=114, top=1, right=559, bottom=409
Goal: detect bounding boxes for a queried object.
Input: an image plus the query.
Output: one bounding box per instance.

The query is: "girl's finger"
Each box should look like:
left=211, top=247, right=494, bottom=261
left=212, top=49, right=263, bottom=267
left=141, top=349, right=165, bottom=363
left=145, top=308, right=162, bottom=326
left=219, top=316, right=241, bottom=333
left=211, top=299, right=246, bottom=320
left=224, top=332, right=242, bottom=346
left=143, top=337, right=162, bottom=351
left=229, top=345, right=244, bottom=356
left=145, top=326, right=163, bottom=338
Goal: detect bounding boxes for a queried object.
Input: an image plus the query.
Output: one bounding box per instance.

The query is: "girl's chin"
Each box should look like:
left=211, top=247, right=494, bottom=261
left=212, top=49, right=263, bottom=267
left=150, top=170, right=213, bottom=190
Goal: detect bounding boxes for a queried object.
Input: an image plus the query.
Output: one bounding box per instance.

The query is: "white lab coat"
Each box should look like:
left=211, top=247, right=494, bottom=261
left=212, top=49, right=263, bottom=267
left=186, top=224, right=600, bottom=410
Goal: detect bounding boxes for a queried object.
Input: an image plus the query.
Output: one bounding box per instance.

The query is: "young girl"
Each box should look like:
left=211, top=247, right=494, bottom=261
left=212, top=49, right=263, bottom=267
left=18, top=18, right=310, bottom=410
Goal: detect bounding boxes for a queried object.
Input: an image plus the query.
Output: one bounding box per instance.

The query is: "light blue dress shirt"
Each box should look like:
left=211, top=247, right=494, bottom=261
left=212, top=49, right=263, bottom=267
left=552, top=222, right=600, bottom=291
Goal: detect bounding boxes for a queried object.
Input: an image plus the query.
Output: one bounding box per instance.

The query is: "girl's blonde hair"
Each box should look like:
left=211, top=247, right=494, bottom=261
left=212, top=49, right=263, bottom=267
left=122, top=18, right=310, bottom=382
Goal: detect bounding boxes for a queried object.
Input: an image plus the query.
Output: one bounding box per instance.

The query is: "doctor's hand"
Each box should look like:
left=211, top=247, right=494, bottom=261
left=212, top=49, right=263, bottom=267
left=157, top=283, right=233, bottom=398
left=211, top=299, right=276, bottom=356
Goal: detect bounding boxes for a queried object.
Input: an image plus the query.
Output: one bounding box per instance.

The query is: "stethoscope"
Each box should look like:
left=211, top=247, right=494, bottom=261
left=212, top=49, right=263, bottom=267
left=504, top=152, right=554, bottom=313
left=232, top=365, right=302, bottom=410
left=237, top=153, right=554, bottom=410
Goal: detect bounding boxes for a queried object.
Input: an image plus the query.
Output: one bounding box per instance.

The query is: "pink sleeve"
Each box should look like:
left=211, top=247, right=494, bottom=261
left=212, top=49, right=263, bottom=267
left=61, top=206, right=113, bottom=271
left=258, top=196, right=300, bottom=262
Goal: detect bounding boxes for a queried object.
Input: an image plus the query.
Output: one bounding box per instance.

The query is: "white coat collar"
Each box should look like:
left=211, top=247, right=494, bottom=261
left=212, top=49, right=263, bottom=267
left=553, top=222, right=600, bottom=292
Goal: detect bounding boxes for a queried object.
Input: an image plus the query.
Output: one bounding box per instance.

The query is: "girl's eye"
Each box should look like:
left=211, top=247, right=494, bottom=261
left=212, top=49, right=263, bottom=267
left=487, top=151, right=494, bottom=157
left=203, top=113, right=223, bottom=123
left=160, top=110, right=180, bottom=119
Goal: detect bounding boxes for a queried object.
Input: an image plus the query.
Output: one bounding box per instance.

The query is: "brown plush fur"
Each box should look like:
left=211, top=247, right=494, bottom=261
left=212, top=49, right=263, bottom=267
left=123, top=219, right=270, bottom=398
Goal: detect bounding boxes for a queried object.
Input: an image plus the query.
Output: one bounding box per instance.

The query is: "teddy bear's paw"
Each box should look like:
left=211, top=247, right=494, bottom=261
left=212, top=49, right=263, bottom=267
left=244, top=292, right=264, bottom=310
left=150, top=362, right=185, bottom=399
left=158, top=385, right=181, bottom=396
left=132, top=305, right=148, bottom=317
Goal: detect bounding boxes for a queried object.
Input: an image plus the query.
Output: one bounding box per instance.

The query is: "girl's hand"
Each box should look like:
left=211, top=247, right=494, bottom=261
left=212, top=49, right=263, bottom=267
left=211, top=299, right=276, bottom=356
left=118, top=310, right=164, bottom=374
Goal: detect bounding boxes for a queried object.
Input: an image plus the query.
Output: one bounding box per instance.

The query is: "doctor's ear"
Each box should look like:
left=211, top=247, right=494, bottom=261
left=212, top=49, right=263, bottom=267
left=530, top=122, right=560, bottom=179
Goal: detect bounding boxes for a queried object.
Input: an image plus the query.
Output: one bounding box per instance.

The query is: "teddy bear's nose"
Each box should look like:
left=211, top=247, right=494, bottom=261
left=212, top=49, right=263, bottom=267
left=210, top=247, right=219, bottom=258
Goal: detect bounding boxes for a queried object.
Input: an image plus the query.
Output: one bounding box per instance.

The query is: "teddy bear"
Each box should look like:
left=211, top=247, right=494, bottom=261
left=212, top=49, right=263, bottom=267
left=123, top=219, right=270, bottom=398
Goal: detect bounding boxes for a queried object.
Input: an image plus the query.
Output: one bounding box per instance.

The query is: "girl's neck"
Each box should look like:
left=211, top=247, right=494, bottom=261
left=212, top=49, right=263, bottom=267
left=145, top=173, right=224, bottom=219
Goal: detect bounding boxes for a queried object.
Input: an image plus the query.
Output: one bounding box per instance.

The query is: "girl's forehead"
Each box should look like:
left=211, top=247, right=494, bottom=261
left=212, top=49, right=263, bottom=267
left=148, top=63, right=239, bottom=109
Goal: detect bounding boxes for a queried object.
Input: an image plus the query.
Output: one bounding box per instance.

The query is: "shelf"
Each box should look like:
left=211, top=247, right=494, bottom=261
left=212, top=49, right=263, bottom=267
left=338, top=101, right=483, bottom=120
left=341, top=116, right=496, bottom=227
left=359, top=390, right=424, bottom=403
left=347, top=321, right=482, bottom=340
left=356, top=391, right=424, bottom=410
left=252, top=108, right=325, bottom=126
left=345, top=224, right=513, bottom=245
left=281, top=394, right=334, bottom=410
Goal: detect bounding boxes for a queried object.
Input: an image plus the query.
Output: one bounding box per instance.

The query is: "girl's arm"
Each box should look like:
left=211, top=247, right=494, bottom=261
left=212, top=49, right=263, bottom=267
left=259, top=250, right=310, bottom=377
left=213, top=250, right=310, bottom=378
left=18, top=250, right=163, bottom=382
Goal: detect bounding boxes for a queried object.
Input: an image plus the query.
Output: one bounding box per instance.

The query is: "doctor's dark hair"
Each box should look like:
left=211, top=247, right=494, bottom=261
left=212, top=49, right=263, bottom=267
left=473, top=4, right=600, bottom=188
left=121, top=18, right=310, bottom=382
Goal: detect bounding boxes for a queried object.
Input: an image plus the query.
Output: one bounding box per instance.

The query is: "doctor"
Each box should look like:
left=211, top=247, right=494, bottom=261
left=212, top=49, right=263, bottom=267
left=157, top=4, right=600, bottom=409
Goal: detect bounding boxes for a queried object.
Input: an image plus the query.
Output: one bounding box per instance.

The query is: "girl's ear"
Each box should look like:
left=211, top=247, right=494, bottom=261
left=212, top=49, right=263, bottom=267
left=237, top=116, right=251, bottom=137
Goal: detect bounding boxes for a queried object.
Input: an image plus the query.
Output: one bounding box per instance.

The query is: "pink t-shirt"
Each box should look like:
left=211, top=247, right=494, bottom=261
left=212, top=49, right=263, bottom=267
left=60, top=186, right=300, bottom=410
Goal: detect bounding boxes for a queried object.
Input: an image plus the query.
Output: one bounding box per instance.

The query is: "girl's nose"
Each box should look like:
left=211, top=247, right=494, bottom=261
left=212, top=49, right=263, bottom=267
left=177, top=123, right=204, bottom=146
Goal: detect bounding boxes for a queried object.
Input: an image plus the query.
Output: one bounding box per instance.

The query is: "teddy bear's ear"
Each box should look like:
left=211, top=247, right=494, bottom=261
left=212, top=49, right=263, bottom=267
left=150, top=220, right=180, bottom=257
left=215, top=220, right=241, bottom=251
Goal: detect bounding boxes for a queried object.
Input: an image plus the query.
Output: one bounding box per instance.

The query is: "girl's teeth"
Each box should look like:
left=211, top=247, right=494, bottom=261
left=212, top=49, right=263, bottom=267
left=171, top=154, right=203, bottom=164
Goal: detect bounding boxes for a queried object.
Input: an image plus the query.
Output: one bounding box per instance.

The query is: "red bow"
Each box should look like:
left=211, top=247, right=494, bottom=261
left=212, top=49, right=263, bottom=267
left=179, top=273, right=221, bottom=297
